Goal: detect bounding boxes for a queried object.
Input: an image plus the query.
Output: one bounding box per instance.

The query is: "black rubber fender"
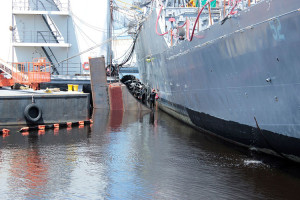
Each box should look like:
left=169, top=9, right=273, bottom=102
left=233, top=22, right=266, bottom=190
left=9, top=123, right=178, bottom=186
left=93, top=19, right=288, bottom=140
left=24, top=104, right=42, bottom=123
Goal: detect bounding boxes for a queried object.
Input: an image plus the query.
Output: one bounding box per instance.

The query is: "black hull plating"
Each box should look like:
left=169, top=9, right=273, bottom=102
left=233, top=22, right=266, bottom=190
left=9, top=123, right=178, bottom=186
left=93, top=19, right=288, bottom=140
left=160, top=98, right=300, bottom=161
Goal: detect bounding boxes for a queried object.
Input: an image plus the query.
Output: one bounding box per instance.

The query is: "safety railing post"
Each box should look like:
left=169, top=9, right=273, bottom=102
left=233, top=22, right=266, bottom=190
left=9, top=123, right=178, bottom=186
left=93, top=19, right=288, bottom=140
left=208, top=2, right=212, bottom=26
left=197, top=7, right=200, bottom=32
left=223, top=0, right=226, bottom=18
left=186, top=17, right=188, bottom=39
left=170, top=28, right=173, bottom=46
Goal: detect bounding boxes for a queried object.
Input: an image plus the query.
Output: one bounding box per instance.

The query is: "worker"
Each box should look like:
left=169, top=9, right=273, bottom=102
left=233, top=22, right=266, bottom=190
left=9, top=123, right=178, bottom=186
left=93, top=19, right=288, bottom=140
left=149, top=89, right=156, bottom=109
left=155, top=91, right=160, bottom=110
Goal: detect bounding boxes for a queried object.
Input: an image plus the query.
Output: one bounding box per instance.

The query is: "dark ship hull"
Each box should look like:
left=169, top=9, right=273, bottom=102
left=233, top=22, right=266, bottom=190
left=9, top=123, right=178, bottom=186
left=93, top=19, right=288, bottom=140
left=135, top=0, right=300, bottom=162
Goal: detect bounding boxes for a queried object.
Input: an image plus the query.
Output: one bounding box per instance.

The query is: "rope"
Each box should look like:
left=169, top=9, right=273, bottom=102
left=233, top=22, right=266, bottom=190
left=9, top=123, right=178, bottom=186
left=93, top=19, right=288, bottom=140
left=115, top=0, right=143, bottom=11
left=57, top=30, right=127, bottom=64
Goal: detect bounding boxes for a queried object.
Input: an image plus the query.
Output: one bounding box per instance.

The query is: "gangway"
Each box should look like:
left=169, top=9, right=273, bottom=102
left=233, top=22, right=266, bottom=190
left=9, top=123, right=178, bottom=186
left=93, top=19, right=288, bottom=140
left=0, top=58, right=13, bottom=78
left=0, top=57, right=51, bottom=90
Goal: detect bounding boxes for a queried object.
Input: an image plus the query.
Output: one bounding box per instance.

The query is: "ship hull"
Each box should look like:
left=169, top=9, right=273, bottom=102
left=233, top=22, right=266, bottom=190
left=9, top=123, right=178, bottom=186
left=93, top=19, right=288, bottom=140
left=135, top=0, right=300, bottom=162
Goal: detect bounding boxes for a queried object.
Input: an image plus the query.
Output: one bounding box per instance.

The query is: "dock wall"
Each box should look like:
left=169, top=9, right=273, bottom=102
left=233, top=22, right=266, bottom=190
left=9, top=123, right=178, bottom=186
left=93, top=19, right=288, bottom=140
left=89, top=57, right=150, bottom=112
left=0, top=93, right=90, bottom=126
left=108, top=83, right=150, bottom=111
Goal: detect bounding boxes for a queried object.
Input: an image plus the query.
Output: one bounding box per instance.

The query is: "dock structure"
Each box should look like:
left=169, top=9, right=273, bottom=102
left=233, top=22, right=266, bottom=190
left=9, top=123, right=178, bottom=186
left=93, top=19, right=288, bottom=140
left=89, top=56, right=150, bottom=112
left=0, top=88, right=90, bottom=126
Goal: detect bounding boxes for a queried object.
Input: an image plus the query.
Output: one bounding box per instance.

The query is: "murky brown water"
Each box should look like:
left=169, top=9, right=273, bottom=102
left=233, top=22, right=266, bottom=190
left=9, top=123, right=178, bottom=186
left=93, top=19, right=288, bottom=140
left=0, top=109, right=299, bottom=200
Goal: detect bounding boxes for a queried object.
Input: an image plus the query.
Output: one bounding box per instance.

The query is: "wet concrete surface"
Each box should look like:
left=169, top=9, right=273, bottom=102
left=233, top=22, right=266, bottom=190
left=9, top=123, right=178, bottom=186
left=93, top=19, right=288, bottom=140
left=0, top=109, right=299, bottom=199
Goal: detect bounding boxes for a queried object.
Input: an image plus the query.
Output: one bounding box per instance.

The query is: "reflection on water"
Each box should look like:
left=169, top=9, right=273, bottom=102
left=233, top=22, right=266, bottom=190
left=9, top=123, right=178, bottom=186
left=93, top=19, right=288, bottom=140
left=0, top=109, right=299, bottom=199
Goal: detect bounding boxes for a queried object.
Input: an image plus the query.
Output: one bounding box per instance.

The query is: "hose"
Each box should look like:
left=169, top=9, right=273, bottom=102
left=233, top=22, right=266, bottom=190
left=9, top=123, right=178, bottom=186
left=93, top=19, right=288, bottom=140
left=188, top=0, right=215, bottom=41
left=155, top=5, right=169, bottom=36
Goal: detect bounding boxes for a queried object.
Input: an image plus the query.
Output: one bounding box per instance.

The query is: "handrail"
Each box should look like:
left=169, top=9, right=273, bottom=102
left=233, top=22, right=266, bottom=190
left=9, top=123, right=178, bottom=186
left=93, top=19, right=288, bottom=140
left=11, top=59, right=51, bottom=84
left=229, top=0, right=241, bottom=15
left=157, top=0, right=243, bottom=43
left=45, top=0, right=60, bottom=11
left=12, top=0, right=69, bottom=11
left=42, top=14, right=62, bottom=43
left=221, top=0, right=241, bottom=24
left=0, top=58, right=13, bottom=77
left=38, top=32, right=60, bottom=74
left=156, top=0, right=214, bottom=41
left=0, top=58, right=27, bottom=83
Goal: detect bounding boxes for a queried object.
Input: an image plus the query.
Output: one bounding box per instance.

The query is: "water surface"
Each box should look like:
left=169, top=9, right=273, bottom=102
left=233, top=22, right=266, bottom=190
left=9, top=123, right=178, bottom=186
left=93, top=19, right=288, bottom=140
left=0, top=110, right=299, bottom=199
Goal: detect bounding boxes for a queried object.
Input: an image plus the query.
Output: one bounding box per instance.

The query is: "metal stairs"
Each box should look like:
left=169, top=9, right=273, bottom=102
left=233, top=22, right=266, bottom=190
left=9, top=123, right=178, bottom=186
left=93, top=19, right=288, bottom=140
left=41, top=14, right=64, bottom=43
left=38, top=0, right=64, bottom=75
left=0, top=58, right=13, bottom=78
left=38, top=32, right=60, bottom=75
left=41, top=46, right=60, bottom=75
left=0, top=58, right=28, bottom=83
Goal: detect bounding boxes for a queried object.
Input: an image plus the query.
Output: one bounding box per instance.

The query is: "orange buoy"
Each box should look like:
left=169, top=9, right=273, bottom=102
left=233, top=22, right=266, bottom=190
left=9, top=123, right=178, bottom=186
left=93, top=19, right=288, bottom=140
left=3, top=133, right=9, bottom=138
left=22, top=132, right=29, bottom=136
left=82, top=62, right=89, bottom=70
left=38, top=125, right=45, bottom=130
left=2, top=129, right=10, bottom=134
left=54, top=124, right=59, bottom=128
left=20, top=127, right=29, bottom=132
left=38, top=130, right=45, bottom=135
left=54, top=128, right=59, bottom=135
left=79, top=125, right=84, bottom=129
left=79, top=121, right=84, bottom=125
left=67, top=122, right=72, bottom=127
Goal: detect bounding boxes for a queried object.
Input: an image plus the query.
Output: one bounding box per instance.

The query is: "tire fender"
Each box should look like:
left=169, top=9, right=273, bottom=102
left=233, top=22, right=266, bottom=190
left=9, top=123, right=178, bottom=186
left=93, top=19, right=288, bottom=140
left=24, top=104, right=42, bottom=123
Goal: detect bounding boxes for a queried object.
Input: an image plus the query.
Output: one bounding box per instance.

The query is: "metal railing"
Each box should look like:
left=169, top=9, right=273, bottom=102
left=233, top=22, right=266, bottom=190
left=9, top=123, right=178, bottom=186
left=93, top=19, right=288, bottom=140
left=42, top=14, right=63, bottom=43
left=11, top=58, right=51, bottom=84
left=12, top=0, right=69, bottom=12
left=37, top=31, right=61, bottom=43
left=58, top=62, right=89, bottom=75
left=13, top=31, right=64, bottom=43
left=6, top=61, right=88, bottom=76
left=160, top=0, right=262, bottom=45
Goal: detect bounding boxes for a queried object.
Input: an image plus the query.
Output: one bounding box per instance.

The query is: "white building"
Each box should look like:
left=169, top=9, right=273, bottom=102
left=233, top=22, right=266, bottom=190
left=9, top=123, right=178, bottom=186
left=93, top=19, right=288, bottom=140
left=0, top=0, right=110, bottom=75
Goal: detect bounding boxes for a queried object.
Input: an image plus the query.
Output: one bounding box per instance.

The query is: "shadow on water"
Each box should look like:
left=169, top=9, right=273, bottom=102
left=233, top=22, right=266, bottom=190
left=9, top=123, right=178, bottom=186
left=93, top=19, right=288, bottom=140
left=0, top=109, right=299, bottom=199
